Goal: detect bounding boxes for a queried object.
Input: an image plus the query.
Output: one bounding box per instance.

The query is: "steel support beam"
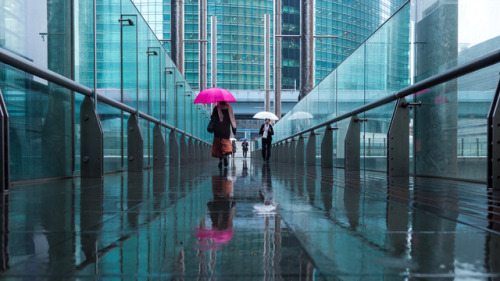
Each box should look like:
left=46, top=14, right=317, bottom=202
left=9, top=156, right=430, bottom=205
left=345, top=116, right=360, bottom=171
left=169, top=130, right=179, bottom=166
left=488, top=76, right=500, bottom=189
left=306, top=131, right=316, bottom=166
left=0, top=90, right=9, bottom=191
left=153, top=124, right=166, bottom=170
left=80, top=96, right=103, bottom=178
left=127, top=114, right=143, bottom=172
left=211, top=16, right=217, bottom=88
left=300, top=0, right=314, bottom=100
left=171, top=0, right=184, bottom=74
left=321, top=126, right=335, bottom=168
left=199, top=0, right=207, bottom=91
left=274, top=0, right=282, bottom=117
left=264, top=14, right=271, bottom=112
left=388, top=98, right=410, bottom=177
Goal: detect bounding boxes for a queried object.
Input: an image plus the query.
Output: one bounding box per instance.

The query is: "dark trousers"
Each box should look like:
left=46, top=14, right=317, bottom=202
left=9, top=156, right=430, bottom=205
left=262, top=139, right=272, bottom=160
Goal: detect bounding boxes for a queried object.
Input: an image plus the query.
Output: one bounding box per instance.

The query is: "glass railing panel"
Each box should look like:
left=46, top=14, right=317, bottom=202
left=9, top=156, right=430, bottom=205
left=97, top=102, right=124, bottom=172
left=334, top=118, right=351, bottom=168
left=414, top=65, right=499, bottom=181
left=0, top=68, right=71, bottom=181
left=361, top=103, right=394, bottom=171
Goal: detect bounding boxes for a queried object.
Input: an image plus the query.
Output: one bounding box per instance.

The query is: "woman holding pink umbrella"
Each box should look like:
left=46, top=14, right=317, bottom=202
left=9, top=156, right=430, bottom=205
left=195, top=88, right=237, bottom=168
left=211, top=101, right=237, bottom=167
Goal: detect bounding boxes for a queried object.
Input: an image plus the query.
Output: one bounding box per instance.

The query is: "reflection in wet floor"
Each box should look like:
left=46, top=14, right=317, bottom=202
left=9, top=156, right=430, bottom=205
left=2, top=158, right=500, bottom=279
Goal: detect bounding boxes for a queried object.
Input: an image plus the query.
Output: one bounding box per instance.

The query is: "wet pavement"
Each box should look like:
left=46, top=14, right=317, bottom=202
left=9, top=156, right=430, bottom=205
left=1, top=158, right=500, bottom=280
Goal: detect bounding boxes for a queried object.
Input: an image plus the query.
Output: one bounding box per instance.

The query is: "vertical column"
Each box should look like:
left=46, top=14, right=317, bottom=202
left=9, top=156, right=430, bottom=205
left=264, top=14, right=271, bottom=112
left=488, top=78, right=500, bottom=189
left=388, top=98, right=410, bottom=177
left=299, top=0, right=314, bottom=100
left=211, top=16, right=217, bottom=88
left=296, top=136, right=305, bottom=166
left=153, top=124, right=166, bottom=170
left=127, top=114, right=144, bottom=172
left=171, top=0, right=184, bottom=74
left=199, top=0, right=207, bottom=91
left=306, top=131, right=316, bottom=166
left=0, top=90, right=10, bottom=191
left=274, top=0, right=282, bottom=117
left=80, top=96, right=103, bottom=178
left=345, top=116, right=360, bottom=171
left=169, top=130, right=179, bottom=166
left=321, top=126, right=334, bottom=168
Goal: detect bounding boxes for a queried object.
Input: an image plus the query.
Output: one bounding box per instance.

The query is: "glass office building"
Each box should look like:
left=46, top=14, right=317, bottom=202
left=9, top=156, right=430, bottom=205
left=133, top=0, right=407, bottom=91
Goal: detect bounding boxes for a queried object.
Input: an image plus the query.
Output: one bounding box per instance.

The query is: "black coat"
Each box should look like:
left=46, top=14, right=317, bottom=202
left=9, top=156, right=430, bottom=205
left=259, top=124, right=274, bottom=142
left=212, top=106, right=233, bottom=139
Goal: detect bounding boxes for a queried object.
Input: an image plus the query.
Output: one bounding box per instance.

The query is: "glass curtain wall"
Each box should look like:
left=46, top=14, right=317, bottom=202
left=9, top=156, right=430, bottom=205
left=273, top=0, right=500, bottom=182
left=0, top=0, right=211, bottom=182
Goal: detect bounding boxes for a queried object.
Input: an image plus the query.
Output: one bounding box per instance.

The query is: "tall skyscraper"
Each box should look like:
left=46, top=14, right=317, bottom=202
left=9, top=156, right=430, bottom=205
left=132, top=0, right=407, bottom=92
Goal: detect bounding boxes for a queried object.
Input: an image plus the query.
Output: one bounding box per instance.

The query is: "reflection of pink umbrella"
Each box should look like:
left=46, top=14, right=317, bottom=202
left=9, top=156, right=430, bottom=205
left=194, top=88, right=236, bottom=104
left=194, top=228, right=234, bottom=250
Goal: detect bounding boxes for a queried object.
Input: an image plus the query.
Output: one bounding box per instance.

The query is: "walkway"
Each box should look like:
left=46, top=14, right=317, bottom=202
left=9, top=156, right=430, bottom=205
left=1, top=158, right=500, bottom=279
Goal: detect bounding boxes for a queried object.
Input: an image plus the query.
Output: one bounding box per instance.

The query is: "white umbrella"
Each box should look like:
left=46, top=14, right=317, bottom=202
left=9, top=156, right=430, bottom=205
left=253, top=111, right=279, bottom=120
left=288, top=111, right=314, bottom=120
left=230, top=138, right=237, bottom=142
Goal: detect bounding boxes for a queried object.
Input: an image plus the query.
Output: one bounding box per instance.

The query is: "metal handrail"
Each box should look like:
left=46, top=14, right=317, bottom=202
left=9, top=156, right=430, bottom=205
left=0, top=47, right=210, bottom=145
left=275, top=48, right=500, bottom=144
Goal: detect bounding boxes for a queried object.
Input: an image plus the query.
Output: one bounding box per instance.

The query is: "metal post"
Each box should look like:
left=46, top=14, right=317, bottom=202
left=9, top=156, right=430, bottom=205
left=80, top=96, right=103, bottom=178
left=180, top=135, right=188, bottom=165
left=306, top=131, right=316, bottom=166
left=296, top=135, right=305, bottom=165
left=321, top=125, right=335, bottom=168
left=211, top=16, right=217, bottom=88
left=345, top=116, right=361, bottom=171
left=93, top=0, right=97, bottom=111
left=387, top=98, right=410, bottom=177
left=264, top=14, right=271, bottom=112
left=299, top=0, right=314, bottom=100
left=488, top=76, right=500, bottom=189
left=289, top=138, right=296, bottom=165
left=171, top=0, right=184, bottom=74
left=187, top=138, right=194, bottom=161
left=199, top=0, right=207, bottom=91
left=0, top=90, right=9, bottom=191
left=153, top=124, right=166, bottom=170
left=127, top=114, right=144, bottom=172
left=169, top=130, right=179, bottom=166
left=274, top=0, right=282, bottom=117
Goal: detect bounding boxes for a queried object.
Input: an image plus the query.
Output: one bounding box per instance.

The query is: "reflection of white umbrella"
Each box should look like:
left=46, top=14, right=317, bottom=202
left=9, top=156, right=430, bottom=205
left=288, top=111, right=314, bottom=120
left=253, top=111, right=279, bottom=120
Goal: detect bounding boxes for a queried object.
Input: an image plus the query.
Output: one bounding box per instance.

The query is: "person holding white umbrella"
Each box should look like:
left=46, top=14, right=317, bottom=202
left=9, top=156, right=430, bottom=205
left=259, top=118, right=274, bottom=163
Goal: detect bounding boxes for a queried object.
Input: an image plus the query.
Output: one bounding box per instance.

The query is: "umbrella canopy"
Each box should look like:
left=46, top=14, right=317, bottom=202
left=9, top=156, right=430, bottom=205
left=230, top=138, right=237, bottom=142
left=194, top=88, right=236, bottom=104
left=238, top=138, right=248, bottom=141
left=253, top=111, right=279, bottom=120
left=288, top=111, right=314, bottom=120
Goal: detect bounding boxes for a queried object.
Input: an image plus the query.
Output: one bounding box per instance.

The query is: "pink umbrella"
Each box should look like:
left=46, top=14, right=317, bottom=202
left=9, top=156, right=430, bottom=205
left=194, top=88, right=236, bottom=104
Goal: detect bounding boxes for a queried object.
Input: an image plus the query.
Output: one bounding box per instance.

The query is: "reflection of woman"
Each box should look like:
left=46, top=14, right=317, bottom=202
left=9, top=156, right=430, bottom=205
left=195, top=172, right=235, bottom=250
left=212, top=101, right=237, bottom=168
